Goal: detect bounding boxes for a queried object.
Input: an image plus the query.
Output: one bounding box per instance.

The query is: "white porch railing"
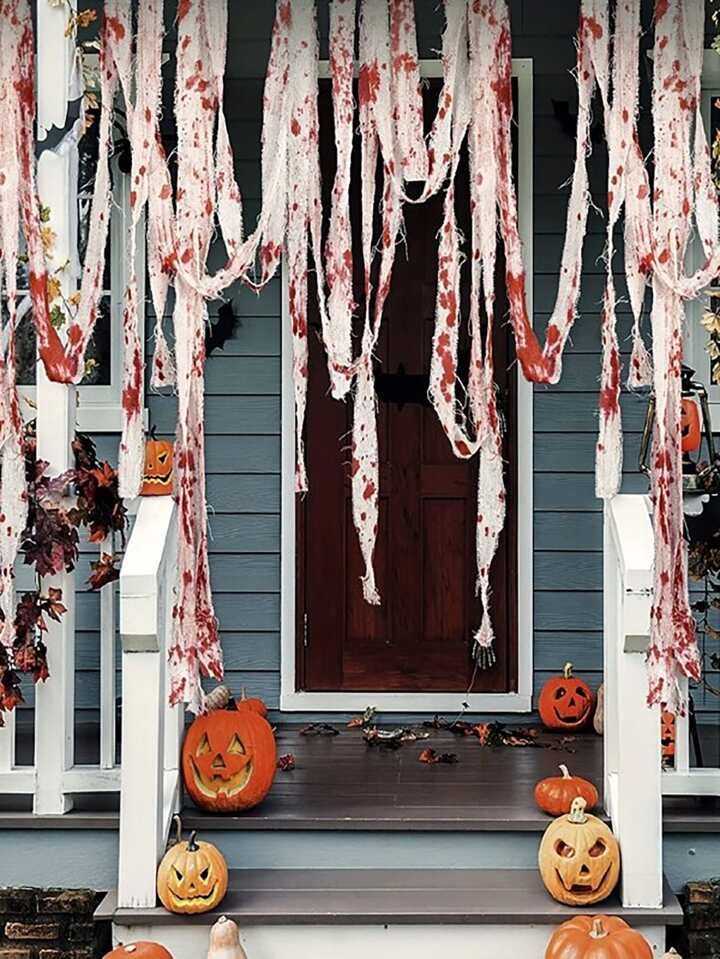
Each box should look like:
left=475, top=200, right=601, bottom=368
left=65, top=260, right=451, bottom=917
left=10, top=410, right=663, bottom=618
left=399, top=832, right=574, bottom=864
left=0, top=535, right=121, bottom=811
left=117, top=495, right=183, bottom=909
left=605, top=493, right=720, bottom=910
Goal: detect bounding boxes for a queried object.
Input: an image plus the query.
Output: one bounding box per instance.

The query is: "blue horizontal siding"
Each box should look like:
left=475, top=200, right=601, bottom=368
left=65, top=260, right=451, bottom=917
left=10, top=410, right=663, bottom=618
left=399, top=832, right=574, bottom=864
left=71, top=0, right=715, bottom=725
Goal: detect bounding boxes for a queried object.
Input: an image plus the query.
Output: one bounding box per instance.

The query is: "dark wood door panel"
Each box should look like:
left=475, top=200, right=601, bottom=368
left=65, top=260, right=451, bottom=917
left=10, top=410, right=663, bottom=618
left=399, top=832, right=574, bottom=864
left=298, top=80, right=518, bottom=696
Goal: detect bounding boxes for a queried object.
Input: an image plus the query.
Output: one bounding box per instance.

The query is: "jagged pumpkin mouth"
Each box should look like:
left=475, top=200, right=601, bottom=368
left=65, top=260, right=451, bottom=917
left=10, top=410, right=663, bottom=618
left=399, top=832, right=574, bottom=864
left=190, top=757, right=253, bottom=799
left=167, top=883, right=219, bottom=908
left=555, top=867, right=611, bottom=897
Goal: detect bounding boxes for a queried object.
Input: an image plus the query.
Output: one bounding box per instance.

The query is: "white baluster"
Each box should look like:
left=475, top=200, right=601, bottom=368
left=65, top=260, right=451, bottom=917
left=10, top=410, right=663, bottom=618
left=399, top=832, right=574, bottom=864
left=99, top=534, right=117, bottom=770
left=33, top=0, right=78, bottom=815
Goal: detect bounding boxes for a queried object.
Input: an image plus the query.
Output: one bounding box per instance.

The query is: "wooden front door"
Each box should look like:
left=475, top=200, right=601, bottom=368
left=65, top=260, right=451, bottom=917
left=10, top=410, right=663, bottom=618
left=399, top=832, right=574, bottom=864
left=296, top=85, right=518, bottom=696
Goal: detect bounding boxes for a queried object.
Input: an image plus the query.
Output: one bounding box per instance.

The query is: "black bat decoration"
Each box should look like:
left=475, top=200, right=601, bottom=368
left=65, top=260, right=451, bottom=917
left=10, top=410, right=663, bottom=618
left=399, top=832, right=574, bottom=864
left=36, top=96, right=84, bottom=157
left=205, top=301, right=240, bottom=357
left=375, top=363, right=430, bottom=410
left=552, top=99, right=604, bottom=146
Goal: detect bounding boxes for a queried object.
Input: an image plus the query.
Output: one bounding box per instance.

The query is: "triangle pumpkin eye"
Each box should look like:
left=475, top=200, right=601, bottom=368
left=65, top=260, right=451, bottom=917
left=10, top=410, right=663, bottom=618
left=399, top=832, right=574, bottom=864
left=227, top=734, right=245, bottom=755
left=196, top=734, right=211, bottom=756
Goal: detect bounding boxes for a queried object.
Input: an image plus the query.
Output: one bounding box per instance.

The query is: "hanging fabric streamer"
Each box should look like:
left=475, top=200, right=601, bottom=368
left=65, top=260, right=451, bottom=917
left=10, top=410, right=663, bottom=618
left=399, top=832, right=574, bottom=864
left=0, top=0, right=31, bottom=645
left=4, top=0, right=719, bottom=714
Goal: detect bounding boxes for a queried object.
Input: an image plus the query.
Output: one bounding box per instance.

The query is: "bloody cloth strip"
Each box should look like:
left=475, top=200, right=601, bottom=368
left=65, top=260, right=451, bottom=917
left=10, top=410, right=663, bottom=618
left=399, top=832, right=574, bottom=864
left=4, top=0, right=717, bottom=713
left=0, top=0, right=32, bottom=645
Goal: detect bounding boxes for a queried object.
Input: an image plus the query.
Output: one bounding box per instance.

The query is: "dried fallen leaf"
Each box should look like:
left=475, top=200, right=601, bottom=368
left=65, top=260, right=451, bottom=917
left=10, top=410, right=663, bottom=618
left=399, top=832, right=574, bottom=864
left=418, top=748, right=458, bottom=765
left=277, top=753, right=296, bottom=771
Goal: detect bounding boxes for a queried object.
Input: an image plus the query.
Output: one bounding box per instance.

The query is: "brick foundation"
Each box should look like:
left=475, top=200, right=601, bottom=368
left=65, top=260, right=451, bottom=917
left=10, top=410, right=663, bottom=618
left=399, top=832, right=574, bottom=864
left=672, top=879, right=720, bottom=959
left=0, top=889, right=109, bottom=959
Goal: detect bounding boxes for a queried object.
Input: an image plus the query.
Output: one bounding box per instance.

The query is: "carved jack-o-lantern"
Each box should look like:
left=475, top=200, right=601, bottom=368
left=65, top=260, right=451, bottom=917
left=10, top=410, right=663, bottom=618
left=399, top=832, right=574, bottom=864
left=182, top=700, right=277, bottom=812
left=156, top=816, right=228, bottom=915
left=142, top=432, right=174, bottom=496
left=661, top=711, right=676, bottom=762
left=538, top=798, right=620, bottom=906
left=681, top=398, right=702, bottom=454
left=538, top=663, right=595, bottom=732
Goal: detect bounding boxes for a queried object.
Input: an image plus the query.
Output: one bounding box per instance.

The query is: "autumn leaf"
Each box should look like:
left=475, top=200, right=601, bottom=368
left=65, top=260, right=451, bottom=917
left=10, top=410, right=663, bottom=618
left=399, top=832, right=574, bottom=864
left=418, top=748, right=458, bottom=765
left=88, top=553, right=120, bottom=591
left=46, top=276, right=61, bottom=302
left=277, top=754, right=296, bottom=771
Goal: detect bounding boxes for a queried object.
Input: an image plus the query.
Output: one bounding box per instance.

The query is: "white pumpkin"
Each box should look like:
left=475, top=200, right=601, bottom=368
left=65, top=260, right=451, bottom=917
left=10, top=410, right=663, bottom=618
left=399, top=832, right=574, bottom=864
left=208, top=916, right=247, bottom=959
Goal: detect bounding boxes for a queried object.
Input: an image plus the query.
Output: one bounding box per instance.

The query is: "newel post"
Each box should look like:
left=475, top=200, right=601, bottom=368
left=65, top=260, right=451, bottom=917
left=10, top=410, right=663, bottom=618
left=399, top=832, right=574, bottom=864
left=604, top=496, right=663, bottom=910
left=33, top=0, right=78, bottom=816
left=118, top=498, right=178, bottom=909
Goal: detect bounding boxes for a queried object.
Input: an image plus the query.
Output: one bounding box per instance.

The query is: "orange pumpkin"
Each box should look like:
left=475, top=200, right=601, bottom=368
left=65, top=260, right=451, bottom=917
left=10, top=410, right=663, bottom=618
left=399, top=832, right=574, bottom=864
left=238, top=688, right=269, bottom=718
left=104, top=946, right=174, bottom=959
left=182, top=700, right=277, bottom=812
left=142, top=433, right=174, bottom=496
left=661, top=711, right=676, bottom=762
left=538, top=663, right=595, bottom=732
left=538, top=798, right=620, bottom=907
left=681, top=397, right=702, bottom=453
left=545, top=916, right=652, bottom=959
left=534, top=764, right=599, bottom=816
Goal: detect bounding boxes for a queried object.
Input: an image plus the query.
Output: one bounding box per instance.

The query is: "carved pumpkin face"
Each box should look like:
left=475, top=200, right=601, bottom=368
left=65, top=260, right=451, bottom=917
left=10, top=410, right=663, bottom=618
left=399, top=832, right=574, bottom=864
left=156, top=826, right=228, bottom=915
left=104, top=945, right=174, bottom=959
left=681, top=398, right=702, bottom=454
left=539, top=798, right=620, bottom=906
left=538, top=663, right=595, bottom=731
left=545, top=916, right=653, bottom=959
left=182, top=702, right=277, bottom=812
left=142, top=437, right=174, bottom=496
left=661, top=711, right=676, bottom=761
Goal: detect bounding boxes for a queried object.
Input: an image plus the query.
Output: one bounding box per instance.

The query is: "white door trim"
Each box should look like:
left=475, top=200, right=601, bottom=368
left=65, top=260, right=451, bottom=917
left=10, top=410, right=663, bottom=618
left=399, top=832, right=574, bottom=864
left=280, top=58, right=534, bottom=713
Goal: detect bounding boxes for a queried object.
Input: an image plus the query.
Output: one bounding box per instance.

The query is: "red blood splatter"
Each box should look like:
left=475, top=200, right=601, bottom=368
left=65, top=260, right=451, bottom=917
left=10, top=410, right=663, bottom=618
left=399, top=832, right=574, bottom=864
left=655, top=0, right=669, bottom=20
left=581, top=16, right=604, bottom=40
left=358, top=63, right=381, bottom=106
left=105, top=16, right=125, bottom=41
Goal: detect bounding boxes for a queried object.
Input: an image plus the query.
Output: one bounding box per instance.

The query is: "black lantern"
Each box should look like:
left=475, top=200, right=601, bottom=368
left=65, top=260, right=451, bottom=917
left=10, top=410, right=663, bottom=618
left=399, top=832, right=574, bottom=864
left=639, top=365, right=719, bottom=493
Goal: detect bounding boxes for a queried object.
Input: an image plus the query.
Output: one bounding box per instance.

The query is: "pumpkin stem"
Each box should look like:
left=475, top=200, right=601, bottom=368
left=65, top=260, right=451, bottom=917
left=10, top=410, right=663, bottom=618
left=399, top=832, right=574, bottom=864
left=563, top=662, right=574, bottom=679
left=590, top=919, right=607, bottom=939
left=559, top=764, right=570, bottom=779
left=568, top=797, right=587, bottom=824
left=172, top=813, right=183, bottom=845
left=187, top=830, right=200, bottom=852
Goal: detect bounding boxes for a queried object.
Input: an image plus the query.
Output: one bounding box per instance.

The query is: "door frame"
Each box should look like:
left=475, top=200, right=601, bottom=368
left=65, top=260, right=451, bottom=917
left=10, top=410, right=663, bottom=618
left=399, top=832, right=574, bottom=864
left=280, top=57, right=534, bottom=713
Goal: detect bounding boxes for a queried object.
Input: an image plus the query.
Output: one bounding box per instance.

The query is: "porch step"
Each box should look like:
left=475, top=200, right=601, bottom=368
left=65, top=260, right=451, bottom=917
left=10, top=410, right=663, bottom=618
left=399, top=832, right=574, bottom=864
left=98, top=867, right=683, bottom=928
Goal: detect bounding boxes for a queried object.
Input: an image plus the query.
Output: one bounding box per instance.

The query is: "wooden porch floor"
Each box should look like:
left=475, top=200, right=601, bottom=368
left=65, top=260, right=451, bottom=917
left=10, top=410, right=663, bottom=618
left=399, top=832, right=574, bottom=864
left=2, top=723, right=719, bottom=831
left=182, top=725, right=720, bottom=833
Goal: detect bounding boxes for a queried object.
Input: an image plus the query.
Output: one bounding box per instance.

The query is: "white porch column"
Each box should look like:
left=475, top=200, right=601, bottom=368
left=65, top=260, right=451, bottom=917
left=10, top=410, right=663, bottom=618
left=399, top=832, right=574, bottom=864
left=33, top=0, right=78, bottom=815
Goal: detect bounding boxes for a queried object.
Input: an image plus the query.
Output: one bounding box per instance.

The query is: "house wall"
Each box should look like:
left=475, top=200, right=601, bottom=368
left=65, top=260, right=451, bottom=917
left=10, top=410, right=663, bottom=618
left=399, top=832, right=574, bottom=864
left=63, top=0, right=717, bottom=723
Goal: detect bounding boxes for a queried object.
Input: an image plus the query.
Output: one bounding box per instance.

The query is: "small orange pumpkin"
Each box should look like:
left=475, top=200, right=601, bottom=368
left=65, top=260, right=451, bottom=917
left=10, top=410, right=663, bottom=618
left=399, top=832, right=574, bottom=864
left=238, top=688, right=269, bottom=718
left=681, top=397, right=702, bottom=453
left=534, top=764, right=599, bottom=816
left=538, top=798, right=620, bottom=907
left=104, top=946, right=174, bottom=959
left=661, top=710, right=676, bottom=762
left=156, top=816, right=228, bottom=915
left=182, top=698, right=277, bottom=812
left=545, top=916, right=652, bottom=959
left=142, top=431, right=174, bottom=496
left=538, top=663, right=595, bottom=732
